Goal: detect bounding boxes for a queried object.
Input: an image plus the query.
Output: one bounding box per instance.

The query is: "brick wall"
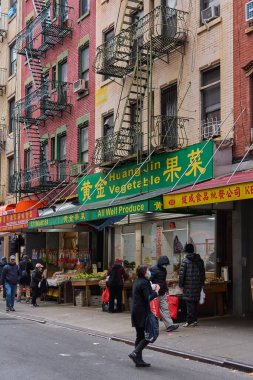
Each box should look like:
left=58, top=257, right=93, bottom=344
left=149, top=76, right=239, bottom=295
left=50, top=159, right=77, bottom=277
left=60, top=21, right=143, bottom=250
left=233, top=0, right=253, bottom=159
left=20, top=0, right=96, bottom=174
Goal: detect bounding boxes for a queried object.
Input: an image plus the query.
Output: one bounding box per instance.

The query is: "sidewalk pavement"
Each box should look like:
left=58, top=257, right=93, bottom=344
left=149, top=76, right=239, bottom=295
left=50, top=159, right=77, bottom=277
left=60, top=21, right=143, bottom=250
left=1, top=299, right=253, bottom=372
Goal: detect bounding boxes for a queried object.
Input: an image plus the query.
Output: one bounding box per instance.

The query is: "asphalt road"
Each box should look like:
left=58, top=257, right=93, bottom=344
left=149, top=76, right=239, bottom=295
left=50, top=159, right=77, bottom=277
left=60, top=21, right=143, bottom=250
left=0, top=314, right=250, bottom=380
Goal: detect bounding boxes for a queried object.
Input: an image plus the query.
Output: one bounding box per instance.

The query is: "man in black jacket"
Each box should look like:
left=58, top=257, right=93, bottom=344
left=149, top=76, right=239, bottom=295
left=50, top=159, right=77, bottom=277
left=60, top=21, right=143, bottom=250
left=17, top=255, right=34, bottom=303
left=179, top=243, right=205, bottom=327
left=150, top=256, right=179, bottom=332
left=0, top=255, right=20, bottom=312
left=0, top=257, right=7, bottom=299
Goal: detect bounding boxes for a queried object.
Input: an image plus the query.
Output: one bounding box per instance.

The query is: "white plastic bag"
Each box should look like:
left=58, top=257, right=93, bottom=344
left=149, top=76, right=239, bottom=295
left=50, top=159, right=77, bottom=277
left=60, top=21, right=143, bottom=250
left=199, top=288, right=206, bottom=305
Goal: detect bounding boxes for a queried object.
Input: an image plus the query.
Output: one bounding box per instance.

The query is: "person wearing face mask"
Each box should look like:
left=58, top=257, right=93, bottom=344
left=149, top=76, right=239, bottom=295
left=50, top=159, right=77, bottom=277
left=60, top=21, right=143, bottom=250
left=150, top=256, right=179, bottom=332
left=30, top=263, right=44, bottom=307
left=129, top=265, right=160, bottom=367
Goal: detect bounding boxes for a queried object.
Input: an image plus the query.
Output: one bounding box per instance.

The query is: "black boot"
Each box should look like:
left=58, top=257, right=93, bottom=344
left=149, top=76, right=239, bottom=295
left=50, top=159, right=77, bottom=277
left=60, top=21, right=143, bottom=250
left=128, top=340, right=150, bottom=367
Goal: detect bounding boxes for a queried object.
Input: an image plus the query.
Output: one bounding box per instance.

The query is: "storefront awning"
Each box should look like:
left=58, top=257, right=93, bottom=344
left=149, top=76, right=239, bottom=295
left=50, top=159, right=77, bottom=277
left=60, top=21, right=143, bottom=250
left=163, top=170, right=253, bottom=209
left=0, top=204, right=16, bottom=215
left=28, top=187, right=171, bottom=229
left=0, top=201, right=42, bottom=232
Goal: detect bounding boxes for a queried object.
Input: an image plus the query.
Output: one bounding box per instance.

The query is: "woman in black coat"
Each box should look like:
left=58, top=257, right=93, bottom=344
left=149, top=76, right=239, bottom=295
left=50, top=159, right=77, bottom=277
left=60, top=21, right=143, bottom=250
left=30, top=263, right=43, bottom=307
left=129, top=265, right=160, bottom=367
left=179, top=243, right=205, bottom=327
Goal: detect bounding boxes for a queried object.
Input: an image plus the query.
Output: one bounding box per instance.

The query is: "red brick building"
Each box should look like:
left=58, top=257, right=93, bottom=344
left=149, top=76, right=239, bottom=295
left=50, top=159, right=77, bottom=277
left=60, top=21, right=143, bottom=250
left=14, top=0, right=95, bottom=201
left=234, top=0, right=253, bottom=159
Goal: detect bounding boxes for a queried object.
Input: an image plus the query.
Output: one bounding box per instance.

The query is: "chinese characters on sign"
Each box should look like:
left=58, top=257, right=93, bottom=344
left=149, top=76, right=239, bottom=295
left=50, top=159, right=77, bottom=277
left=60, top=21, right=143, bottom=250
left=0, top=209, right=39, bottom=231
left=78, top=141, right=213, bottom=204
left=163, top=183, right=253, bottom=209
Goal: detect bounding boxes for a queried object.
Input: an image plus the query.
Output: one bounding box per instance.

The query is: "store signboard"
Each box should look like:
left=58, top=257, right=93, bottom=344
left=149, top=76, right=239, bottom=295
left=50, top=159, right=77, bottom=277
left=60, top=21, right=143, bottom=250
left=78, top=141, right=214, bottom=205
left=163, top=182, right=253, bottom=209
left=0, top=209, right=39, bottom=231
left=28, top=201, right=149, bottom=229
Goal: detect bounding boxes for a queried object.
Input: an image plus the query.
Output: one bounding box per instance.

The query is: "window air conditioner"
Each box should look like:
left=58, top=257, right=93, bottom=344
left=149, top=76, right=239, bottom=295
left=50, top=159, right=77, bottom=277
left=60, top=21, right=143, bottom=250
left=70, top=163, right=87, bottom=177
left=246, top=1, right=253, bottom=22
left=201, top=5, right=219, bottom=23
left=73, top=79, right=89, bottom=94
left=203, top=123, right=221, bottom=140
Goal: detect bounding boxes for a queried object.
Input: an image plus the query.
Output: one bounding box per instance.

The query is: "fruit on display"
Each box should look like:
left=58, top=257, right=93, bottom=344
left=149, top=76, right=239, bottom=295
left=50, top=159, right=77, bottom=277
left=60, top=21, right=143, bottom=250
left=72, top=272, right=106, bottom=280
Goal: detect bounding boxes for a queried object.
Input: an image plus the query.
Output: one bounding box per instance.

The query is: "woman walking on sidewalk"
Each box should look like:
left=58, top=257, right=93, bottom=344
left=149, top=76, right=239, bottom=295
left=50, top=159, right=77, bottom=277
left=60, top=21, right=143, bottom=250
left=128, top=265, right=160, bottom=367
left=30, top=263, right=43, bottom=307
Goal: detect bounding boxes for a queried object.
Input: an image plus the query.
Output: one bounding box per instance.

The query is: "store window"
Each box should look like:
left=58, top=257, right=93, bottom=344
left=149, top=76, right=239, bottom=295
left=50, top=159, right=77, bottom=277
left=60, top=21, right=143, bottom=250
left=9, top=41, right=16, bottom=76
left=80, top=0, right=89, bottom=17
left=8, top=97, right=15, bottom=133
left=79, top=45, right=89, bottom=81
left=121, top=225, right=136, bottom=265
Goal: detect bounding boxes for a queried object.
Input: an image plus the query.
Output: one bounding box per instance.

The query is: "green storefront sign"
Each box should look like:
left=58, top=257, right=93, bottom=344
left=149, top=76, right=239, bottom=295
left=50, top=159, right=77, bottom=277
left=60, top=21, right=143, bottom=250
left=28, top=201, right=149, bottom=229
left=78, top=141, right=213, bottom=204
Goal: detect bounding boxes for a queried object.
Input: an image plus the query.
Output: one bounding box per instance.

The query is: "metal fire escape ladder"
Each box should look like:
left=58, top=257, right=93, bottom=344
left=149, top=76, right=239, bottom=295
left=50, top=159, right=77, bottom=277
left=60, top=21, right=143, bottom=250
left=114, top=48, right=149, bottom=160
left=25, top=48, right=44, bottom=89
left=119, top=0, right=144, bottom=30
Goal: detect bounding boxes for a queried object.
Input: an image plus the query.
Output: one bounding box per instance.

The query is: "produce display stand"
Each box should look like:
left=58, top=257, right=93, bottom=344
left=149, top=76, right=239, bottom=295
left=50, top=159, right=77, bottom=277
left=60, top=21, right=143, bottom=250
left=71, top=279, right=100, bottom=306
left=99, top=280, right=133, bottom=311
left=202, top=281, right=228, bottom=316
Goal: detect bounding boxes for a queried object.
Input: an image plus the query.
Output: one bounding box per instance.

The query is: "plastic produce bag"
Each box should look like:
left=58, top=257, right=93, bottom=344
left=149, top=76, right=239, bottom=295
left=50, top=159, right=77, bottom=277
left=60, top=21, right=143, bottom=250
left=166, top=295, right=179, bottom=320
left=101, top=287, right=110, bottom=303
left=150, top=298, right=161, bottom=319
left=199, top=288, right=206, bottom=305
left=145, top=312, right=159, bottom=343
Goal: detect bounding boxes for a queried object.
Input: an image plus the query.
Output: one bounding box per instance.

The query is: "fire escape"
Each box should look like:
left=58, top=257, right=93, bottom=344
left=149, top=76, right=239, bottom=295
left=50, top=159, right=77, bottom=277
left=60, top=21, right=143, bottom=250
left=93, top=3, right=189, bottom=166
left=14, top=1, right=73, bottom=195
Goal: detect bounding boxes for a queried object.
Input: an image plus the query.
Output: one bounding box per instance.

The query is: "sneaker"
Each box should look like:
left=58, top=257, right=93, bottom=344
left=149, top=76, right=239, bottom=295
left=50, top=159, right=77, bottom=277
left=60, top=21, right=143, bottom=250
left=16, top=299, right=21, bottom=303
left=6, top=308, right=9, bottom=312
left=25, top=300, right=31, bottom=304
left=193, top=321, right=198, bottom=326
left=10, top=307, right=15, bottom=311
left=166, top=324, right=179, bottom=332
left=182, top=322, right=195, bottom=327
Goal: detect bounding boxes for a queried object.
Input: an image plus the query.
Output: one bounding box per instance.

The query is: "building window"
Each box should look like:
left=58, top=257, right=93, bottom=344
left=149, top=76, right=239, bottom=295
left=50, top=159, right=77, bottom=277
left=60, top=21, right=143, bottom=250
left=57, top=133, right=66, bottom=180
left=26, top=85, right=33, bottom=119
left=80, top=45, right=89, bottom=81
left=79, top=123, right=88, bottom=163
left=8, top=97, right=15, bottom=133
left=103, top=27, right=114, bottom=80
left=80, top=0, right=89, bottom=17
left=201, top=65, right=221, bottom=139
left=9, top=42, right=16, bottom=76
left=52, top=66, right=56, bottom=89
left=58, top=60, right=68, bottom=104
left=51, top=137, right=55, bottom=161
left=8, top=156, right=14, bottom=193
left=200, top=0, right=220, bottom=24
left=161, top=84, right=178, bottom=148
left=103, top=113, right=114, bottom=161
left=26, top=19, right=33, bottom=50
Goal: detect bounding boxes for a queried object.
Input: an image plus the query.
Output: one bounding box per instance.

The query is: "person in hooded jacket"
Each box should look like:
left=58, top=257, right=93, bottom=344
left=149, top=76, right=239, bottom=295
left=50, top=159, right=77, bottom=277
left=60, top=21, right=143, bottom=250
left=129, top=265, right=160, bottom=367
left=179, top=243, right=205, bottom=327
left=17, top=254, right=34, bottom=303
left=30, top=263, right=44, bottom=307
left=0, top=257, right=7, bottom=299
left=150, top=256, right=179, bottom=332
left=107, top=258, right=129, bottom=313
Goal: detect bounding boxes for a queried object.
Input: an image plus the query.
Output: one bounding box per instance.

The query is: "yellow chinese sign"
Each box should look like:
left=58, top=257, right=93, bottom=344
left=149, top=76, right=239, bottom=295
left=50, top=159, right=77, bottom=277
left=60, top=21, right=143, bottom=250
left=163, top=182, right=253, bottom=209
left=95, top=86, right=108, bottom=106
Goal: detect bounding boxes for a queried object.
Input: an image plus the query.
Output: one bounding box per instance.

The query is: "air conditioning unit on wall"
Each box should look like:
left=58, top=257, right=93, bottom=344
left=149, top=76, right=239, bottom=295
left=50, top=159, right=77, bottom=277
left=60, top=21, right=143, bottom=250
left=70, top=163, right=87, bottom=177
left=201, top=5, right=219, bottom=23
left=73, top=79, right=89, bottom=94
left=246, top=1, right=253, bottom=22
left=203, top=122, right=221, bottom=140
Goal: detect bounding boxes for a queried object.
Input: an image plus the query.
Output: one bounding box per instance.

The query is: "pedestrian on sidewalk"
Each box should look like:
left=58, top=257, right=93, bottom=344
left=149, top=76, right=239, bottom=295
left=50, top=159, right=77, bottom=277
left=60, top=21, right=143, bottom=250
left=0, top=255, right=20, bottom=312
left=17, top=254, right=34, bottom=303
left=179, top=243, right=205, bottom=327
left=129, top=265, right=160, bottom=367
left=0, top=257, right=7, bottom=299
left=150, top=256, right=179, bottom=332
left=30, top=263, right=43, bottom=307
left=107, top=258, right=129, bottom=313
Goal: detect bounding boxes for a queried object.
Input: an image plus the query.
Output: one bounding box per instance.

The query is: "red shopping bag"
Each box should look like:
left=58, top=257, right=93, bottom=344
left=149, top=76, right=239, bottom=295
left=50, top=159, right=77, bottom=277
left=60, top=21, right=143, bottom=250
left=150, top=298, right=161, bottom=319
left=167, top=295, right=179, bottom=320
left=101, top=287, right=110, bottom=303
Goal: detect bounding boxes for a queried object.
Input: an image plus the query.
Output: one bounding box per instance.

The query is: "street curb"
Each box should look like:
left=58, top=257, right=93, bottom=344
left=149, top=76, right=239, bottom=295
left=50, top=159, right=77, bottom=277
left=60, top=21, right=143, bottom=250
left=3, top=311, right=253, bottom=374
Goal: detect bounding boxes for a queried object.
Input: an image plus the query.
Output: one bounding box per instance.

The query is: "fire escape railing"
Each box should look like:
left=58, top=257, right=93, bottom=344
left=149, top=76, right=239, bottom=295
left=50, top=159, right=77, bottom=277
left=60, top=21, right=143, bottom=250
left=94, top=5, right=188, bottom=78
left=15, top=80, right=72, bottom=124
left=93, top=116, right=189, bottom=165
left=16, top=4, right=73, bottom=56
